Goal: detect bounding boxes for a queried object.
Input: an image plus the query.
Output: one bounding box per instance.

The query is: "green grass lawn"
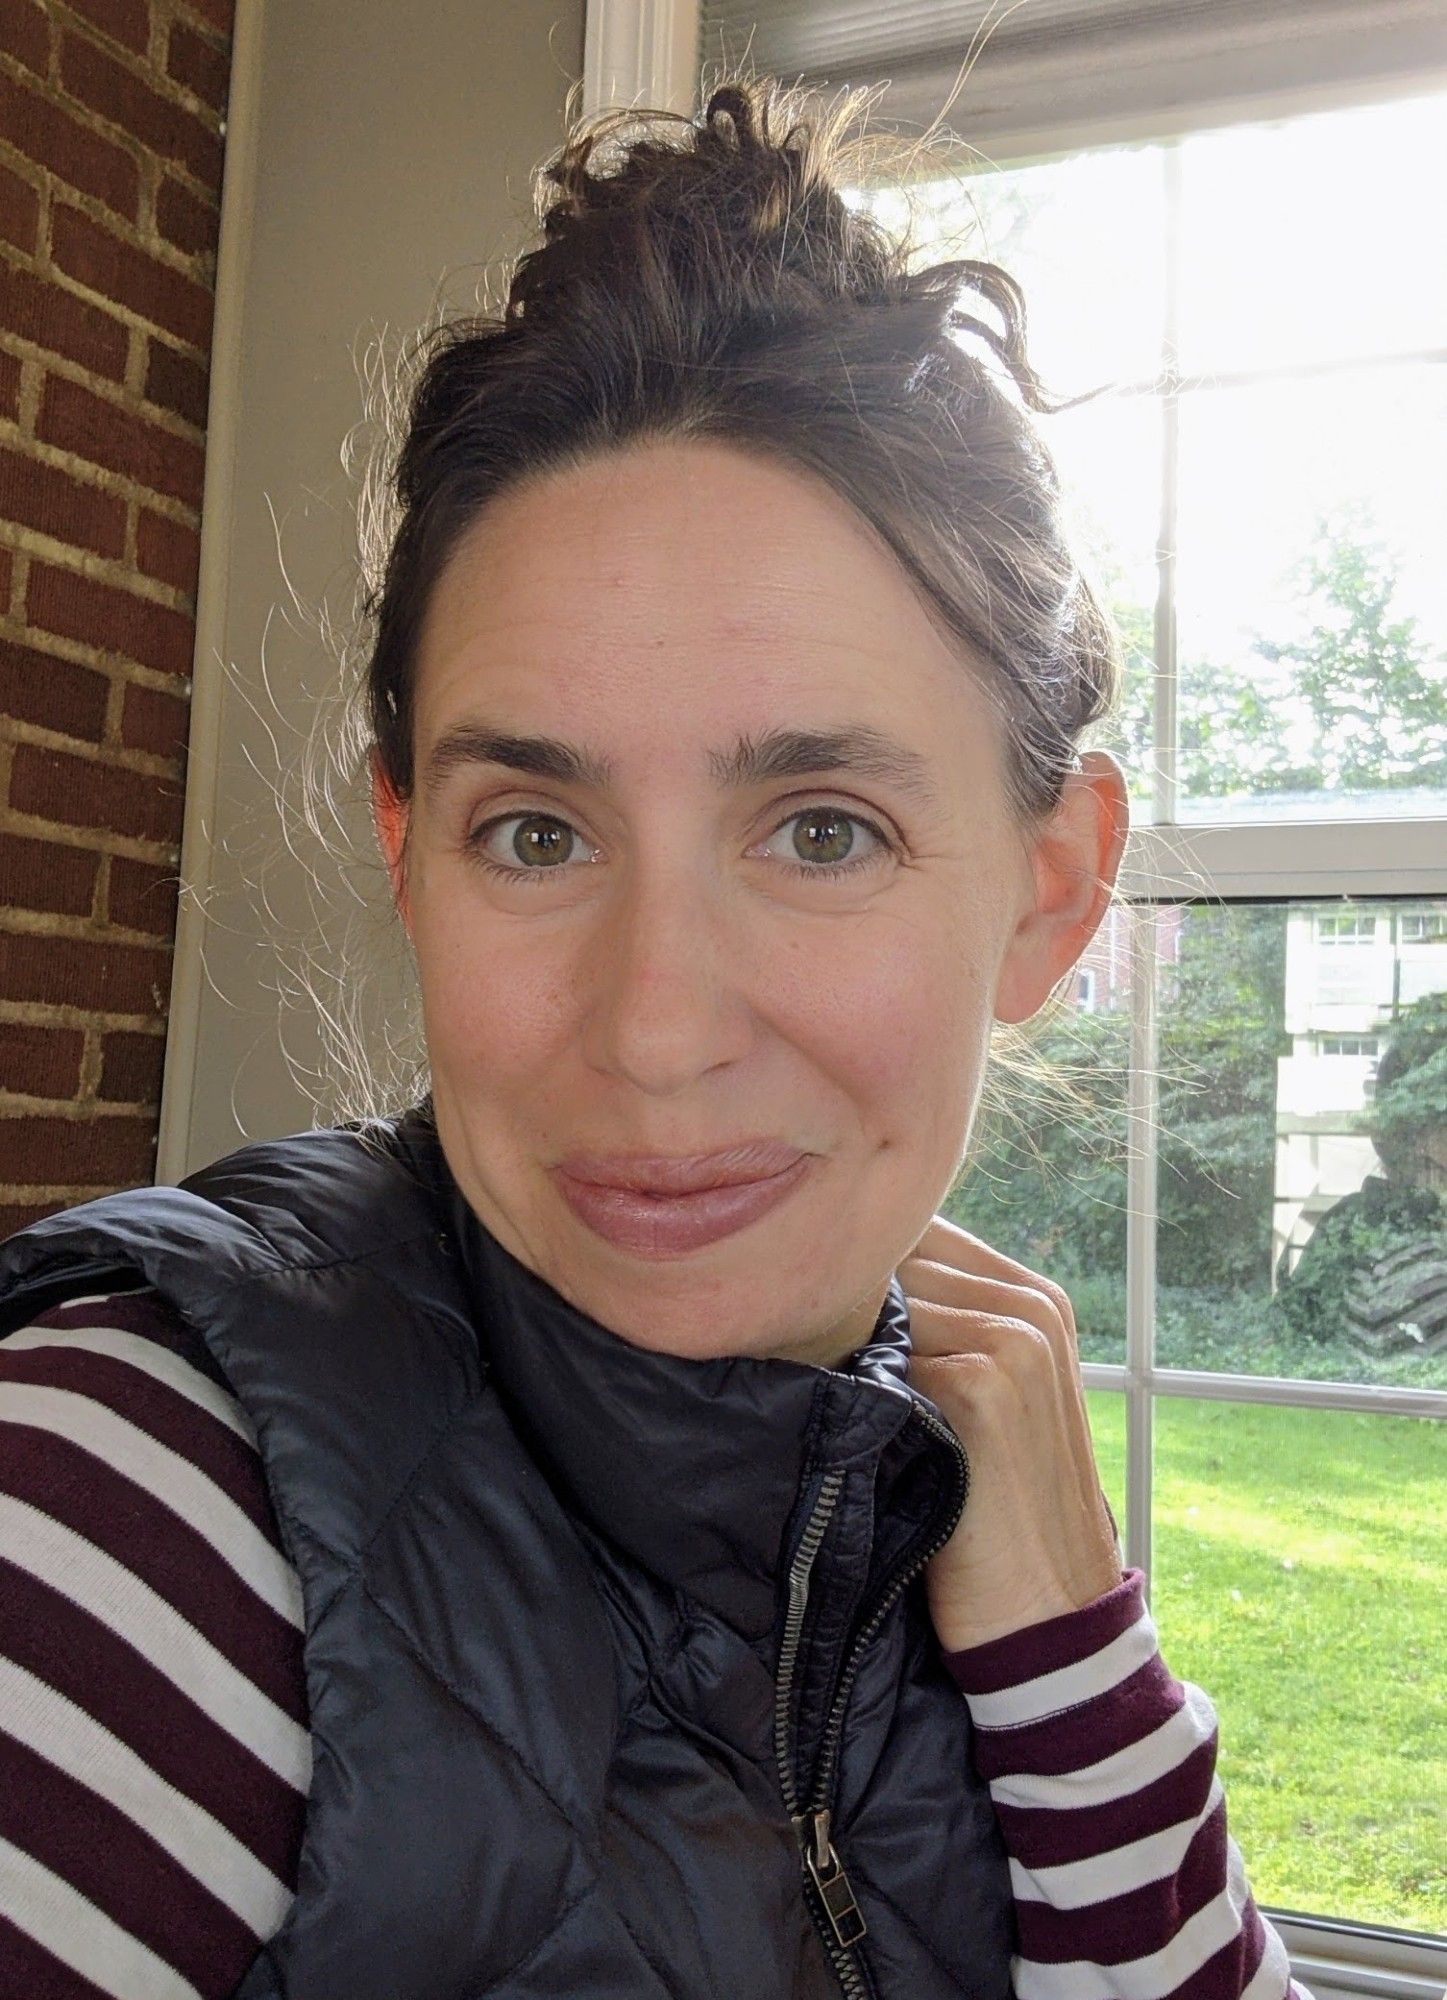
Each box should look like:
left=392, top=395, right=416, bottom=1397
left=1084, top=1392, right=1446, bottom=1935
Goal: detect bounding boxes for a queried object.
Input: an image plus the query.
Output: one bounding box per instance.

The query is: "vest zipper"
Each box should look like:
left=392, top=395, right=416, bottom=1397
left=772, top=1406, right=970, bottom=2000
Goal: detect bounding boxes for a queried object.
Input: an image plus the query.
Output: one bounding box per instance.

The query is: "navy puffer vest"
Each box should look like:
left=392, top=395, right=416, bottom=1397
left=0, top=1098, right=1016, bottom=1998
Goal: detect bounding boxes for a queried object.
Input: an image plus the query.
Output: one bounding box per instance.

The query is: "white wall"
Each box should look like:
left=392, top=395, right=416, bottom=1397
left=160, top=0, right=586, bottom=1177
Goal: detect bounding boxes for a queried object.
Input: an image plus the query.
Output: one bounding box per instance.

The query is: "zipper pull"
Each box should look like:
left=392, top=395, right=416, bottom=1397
left=793, top=1808, right=868, bottom=1948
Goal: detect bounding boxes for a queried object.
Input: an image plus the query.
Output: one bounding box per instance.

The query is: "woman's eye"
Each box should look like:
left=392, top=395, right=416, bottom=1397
left=465, top=813, right=594, bottom=880
left=463, top=806, right=892, bottom=883
left=761, top=807, right=892, bottom=878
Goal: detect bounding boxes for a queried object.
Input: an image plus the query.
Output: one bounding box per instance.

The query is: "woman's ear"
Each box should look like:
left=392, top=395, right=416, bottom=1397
left=370, top=750, right=413, bottom=937
left=992, top=750, right=1130, bottom=1027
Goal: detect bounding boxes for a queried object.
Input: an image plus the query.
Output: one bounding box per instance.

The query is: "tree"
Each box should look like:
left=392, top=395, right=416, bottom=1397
left=1276, top=990, right=1447, bottom=1353
left=1156, top=906, right=1288, bottom=1291
left=945, top=1002, right=1130, bottom=1283
left=1184, top=507, right=1447, bottom=798
left=953, top=512, right=1444, bottom=1364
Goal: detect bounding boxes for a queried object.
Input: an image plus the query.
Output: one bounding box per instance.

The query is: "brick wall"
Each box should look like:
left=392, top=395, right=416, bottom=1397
left=0, top=0, right=233, bottom=1235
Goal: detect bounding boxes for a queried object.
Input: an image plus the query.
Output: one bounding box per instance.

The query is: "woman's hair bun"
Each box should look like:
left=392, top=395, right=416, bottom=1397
left=367, top=69, right=1119, bottom=831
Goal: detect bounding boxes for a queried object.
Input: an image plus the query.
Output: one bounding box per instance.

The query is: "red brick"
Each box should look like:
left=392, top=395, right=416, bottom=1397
left=1, top=1200, right=66, bottom=1234
left=0, top=1022, right=85, bottom=1098
left=39, top=373, right=206, bottom=506
left=51, top=204, right=213, bottom=355
left=0, top=634, right=110, bottom=739
left=166, top=19, right=228, bottom=113
left=176, top=0, right=233, bottom=36
left=68, top=0, right=150, bottom=57
left=154, top=172, right=215, bottom=259
left=0, top=0, right=48, bottom=78
left=0, top=161, right=40, bottom=256
left=9, top=740, right=182, bottom=844
left=107, top=852, right=178, bottom=935
left=136, top=507, right=199, bottom=594
left=0, top=1111, right=155, bottom=1184
left=0, top=829, right=99, bottom=917
left=59, top=32, right=223, bottom=191
left=0, top=71, right=140, bottom=224
left=0, top=347, right=20, bottom=420
left=142, top=335, right=207, bottom=427
left=0, top=442, right=127, bottom=557
left=0, top=261, right=130, bottom=380
left=26, top=560, right=197, bottom=678
left=0, top=928, right=171, bottom=1015
left=96, top=1025, right=164, bottom=1101
left=120, top=677, right=189, bottom=758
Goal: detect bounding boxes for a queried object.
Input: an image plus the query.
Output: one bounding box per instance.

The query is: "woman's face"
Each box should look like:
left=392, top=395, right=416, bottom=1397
left=375, top=438, right=1126, bottom=1367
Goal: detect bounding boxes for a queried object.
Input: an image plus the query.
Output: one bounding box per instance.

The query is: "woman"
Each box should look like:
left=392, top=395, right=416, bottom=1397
left=0, top=76, right=1309, bottom=2000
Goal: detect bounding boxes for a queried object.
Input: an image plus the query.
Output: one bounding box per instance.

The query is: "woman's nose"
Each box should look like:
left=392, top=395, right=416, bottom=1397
left=579, top=864, right=755, bottom=1094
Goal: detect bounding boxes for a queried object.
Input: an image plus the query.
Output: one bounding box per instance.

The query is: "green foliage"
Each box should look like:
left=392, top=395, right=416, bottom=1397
left=1253, top=507, right=1447, bottom=793
left=954, top=513, right=1447, bottom=1372
left=1364, top=988, right=1447, bottom=1160
left=1176, top=507, right=1447, bottom=798
left=1093, top=505, right=1447, bottom=799
left=949, top=904, right=1289, bottom=1297
left=945, top=1000, right=1131, bottom=1274
left=1157, top=907, right=1288, bottom=1290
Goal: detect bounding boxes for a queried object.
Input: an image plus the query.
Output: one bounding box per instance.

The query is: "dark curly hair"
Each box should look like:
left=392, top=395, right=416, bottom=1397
left=362, top=71, right=1121, bottom=841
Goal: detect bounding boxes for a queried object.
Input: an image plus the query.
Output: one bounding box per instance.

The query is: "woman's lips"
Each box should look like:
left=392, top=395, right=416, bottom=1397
left=553, top=1155, right=812, bottom=1256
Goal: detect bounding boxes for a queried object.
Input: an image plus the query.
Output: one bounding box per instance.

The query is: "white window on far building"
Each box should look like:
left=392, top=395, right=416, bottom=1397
left=1317, top=913, right=1379, bottom=942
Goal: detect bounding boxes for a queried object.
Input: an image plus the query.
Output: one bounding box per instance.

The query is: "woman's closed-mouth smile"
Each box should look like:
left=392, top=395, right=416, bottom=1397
left=553, top=1140, right=811, bottom=1255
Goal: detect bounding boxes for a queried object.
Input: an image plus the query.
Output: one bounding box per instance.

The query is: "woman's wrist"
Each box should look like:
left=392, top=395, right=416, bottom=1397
left=937, top=1566, right=1141, bottom=1693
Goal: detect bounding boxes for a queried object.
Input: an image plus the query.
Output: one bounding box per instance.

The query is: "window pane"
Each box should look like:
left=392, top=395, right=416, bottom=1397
left=1178, top=93, right=1447, bottom=376
left=946, top=911, right=1134, bottom=1368
left=1084, top=1387, right=1125, bottom=1540
left=1152, top=1398, right=1446, bottom=1931
left=854, top=142, right=1167, bottom=395
left=1156, top=899, right=1447, bottom=1388
left=1048, top=388, right=1161, bottom=807
left=1175, top=363, right=1447, bottom=818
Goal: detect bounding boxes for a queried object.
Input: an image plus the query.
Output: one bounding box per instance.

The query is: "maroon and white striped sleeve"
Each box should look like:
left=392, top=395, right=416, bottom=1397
left=941, top=1570, right=1312, bottom=2000
left=0, top=1286, right=309, bottom=2000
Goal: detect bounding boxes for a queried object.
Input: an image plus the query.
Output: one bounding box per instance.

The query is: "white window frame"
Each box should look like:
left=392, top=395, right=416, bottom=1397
left=586, top=7, right=1445, bottom=1986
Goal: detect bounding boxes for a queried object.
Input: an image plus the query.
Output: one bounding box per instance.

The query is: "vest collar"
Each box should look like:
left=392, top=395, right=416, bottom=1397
left=404, top=1102, right=941, bottom=1639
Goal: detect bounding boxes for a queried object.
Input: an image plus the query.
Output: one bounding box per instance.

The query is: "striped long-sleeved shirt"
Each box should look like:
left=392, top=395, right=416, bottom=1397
left=0, top=1285, right=1311, bottom=2000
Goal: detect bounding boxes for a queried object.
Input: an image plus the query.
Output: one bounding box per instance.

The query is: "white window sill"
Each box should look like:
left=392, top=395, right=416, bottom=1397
left=1276, top=1914, right=1446, bottom=2000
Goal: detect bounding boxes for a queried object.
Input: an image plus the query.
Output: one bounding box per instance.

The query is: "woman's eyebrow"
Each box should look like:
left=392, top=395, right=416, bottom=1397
left=418, top=722, right=944, bottom=812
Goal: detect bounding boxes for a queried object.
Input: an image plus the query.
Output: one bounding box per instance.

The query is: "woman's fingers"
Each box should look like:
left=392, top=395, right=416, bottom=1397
left=897, top=1264, right=1079, bottom=1365
left=892, top=1215, right=1118, bottom=1648
left=899, top=1212, right=1078, bottom=1340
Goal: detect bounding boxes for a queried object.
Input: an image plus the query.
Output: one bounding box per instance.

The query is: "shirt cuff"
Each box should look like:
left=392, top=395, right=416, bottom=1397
left=937, top=1567, right=1144, bottom=1699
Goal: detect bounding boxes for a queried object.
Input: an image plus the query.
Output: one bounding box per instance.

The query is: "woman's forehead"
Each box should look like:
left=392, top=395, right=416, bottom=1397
left=413, top=444, right=999, bottom=765
left=419, top=440, right=962, bottom=677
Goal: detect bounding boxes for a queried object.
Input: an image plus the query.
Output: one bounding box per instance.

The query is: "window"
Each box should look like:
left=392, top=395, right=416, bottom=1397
left=843, top=84, right=1447, bottom=1965
left=1317, top=915, right=1379, bottom=944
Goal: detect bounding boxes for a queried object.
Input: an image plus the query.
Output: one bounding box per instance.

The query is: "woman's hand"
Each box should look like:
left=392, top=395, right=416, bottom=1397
left=897, top=1213, right=1121, bottom=1653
